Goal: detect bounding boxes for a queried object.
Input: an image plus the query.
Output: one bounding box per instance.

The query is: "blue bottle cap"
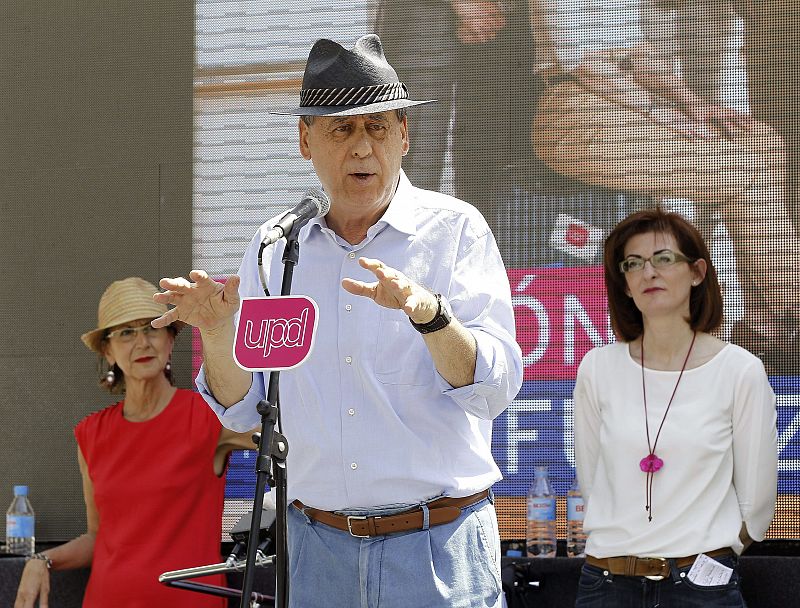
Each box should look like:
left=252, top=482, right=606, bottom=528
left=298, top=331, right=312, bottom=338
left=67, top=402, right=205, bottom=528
left=13, top=485, right=28, bottom=496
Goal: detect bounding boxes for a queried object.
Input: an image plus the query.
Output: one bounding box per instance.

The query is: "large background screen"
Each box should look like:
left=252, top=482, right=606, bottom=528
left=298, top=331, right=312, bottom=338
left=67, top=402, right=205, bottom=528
left=195, top=0, right=800, bottom=540
left=194, top=0, right=800, bottom=538
left=8, top=0, right=794, bottom=552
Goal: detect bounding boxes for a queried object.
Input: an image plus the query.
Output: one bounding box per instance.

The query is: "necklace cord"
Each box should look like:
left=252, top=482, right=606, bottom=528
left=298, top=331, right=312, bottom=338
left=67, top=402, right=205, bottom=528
left=641, top=331, right=697, bottom=522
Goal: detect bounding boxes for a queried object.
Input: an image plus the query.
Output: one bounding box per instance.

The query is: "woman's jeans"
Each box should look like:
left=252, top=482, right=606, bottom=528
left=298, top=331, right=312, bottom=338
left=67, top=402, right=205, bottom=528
left=575, top=554, right=746, bottom=607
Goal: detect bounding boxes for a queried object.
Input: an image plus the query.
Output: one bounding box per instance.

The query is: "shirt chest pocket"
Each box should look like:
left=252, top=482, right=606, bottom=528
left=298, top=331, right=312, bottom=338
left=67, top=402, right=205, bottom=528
left=374, top=309, right=435, bottom=386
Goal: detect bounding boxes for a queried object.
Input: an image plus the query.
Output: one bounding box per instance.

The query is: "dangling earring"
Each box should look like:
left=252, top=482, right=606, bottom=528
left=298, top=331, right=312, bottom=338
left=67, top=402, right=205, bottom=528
left=105, top=367, right=116, bottom=386
left=165, top=360, right=171, bottom=373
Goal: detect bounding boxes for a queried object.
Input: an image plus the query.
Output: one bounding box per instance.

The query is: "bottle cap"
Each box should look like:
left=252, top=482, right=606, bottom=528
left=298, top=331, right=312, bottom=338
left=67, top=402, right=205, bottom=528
left=13, top=485, right=28, bottom=496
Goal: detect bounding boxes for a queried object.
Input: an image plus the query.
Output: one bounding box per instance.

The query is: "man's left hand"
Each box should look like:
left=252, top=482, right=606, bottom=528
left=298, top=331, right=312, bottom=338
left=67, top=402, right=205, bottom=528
left=342, top=257, right=438, bottom=324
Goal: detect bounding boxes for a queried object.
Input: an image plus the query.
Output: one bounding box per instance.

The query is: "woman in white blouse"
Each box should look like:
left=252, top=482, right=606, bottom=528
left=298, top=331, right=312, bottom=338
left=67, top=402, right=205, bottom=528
left=573, top=207, right=777, bottom=607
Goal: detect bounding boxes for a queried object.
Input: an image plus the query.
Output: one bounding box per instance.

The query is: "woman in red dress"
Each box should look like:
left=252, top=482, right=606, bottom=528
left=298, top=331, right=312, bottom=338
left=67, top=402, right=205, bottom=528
left=14, top=277, right=256, bottom=608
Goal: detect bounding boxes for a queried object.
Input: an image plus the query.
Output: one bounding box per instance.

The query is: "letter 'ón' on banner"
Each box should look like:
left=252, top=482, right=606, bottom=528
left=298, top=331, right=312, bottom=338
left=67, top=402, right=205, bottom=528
left=233, top=296, right=319, bottom=371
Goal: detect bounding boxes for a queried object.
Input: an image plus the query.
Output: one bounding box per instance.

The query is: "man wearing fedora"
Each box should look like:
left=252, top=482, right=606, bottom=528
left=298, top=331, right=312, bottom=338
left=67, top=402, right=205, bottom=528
left=155, top=34, right=522, bottom=607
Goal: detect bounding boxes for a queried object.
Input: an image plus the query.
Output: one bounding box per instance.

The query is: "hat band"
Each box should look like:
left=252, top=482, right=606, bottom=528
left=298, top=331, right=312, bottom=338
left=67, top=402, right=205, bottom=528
left=300, top=82, right=408, bottom=108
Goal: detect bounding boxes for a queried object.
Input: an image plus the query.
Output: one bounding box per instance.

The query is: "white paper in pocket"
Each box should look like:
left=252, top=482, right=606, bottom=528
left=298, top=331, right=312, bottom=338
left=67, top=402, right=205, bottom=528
left=686, top=553, right=733, bottom=586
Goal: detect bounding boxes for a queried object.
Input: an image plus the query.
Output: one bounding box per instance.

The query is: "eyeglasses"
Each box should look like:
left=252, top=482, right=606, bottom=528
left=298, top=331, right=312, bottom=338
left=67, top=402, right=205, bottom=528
left=619, top=250, right=693, bottom=274
left=105, top=325, right=166, bottom=342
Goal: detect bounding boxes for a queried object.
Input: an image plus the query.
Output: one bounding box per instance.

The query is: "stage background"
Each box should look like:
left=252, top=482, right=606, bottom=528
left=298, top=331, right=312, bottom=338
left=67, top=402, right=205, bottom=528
left=1, top=0, right=797, bottom=548
left=0, top=0, right=194, bottom=542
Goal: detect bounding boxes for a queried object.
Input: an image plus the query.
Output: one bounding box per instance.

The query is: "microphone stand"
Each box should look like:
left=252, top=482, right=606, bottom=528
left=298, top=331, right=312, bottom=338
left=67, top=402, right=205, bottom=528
left=159, top=553, right=275, bottom=605
left=239, top=228, right=302, bottom=608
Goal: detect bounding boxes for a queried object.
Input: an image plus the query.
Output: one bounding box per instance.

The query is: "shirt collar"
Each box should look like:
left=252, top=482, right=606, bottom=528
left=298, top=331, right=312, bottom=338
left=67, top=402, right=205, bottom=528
left=298, top=170, right=418, bottom=243
left=377, top=171, right=418, bottom=237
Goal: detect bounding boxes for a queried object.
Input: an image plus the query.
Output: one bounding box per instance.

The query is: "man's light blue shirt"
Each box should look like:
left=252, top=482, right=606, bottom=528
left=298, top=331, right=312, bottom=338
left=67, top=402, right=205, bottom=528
left=197, top=172, right=523, bottom=510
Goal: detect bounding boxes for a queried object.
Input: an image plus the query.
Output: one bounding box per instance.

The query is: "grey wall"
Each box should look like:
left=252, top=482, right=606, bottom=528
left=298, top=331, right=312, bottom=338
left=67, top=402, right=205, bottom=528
left=0, top=1, right=194, bottom=541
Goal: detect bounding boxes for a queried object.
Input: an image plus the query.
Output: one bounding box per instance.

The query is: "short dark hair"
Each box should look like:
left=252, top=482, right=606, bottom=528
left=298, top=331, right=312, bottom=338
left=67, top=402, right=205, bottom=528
left=604, top=207, right=723, bottom=341
left=300, top=107, right=407, bottom=126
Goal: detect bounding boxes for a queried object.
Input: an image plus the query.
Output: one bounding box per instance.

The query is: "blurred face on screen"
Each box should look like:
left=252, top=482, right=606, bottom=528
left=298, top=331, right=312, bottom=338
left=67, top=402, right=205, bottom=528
left=299, top=111, right=409, bottom=222
left=622, top=231, right=706, bottom=322
left=102, top=318, right=174, bottom=384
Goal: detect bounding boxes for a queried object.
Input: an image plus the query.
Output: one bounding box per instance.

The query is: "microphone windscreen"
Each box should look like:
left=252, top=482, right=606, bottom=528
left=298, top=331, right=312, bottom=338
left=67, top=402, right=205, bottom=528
left=304, top=188, right=331, bottom=217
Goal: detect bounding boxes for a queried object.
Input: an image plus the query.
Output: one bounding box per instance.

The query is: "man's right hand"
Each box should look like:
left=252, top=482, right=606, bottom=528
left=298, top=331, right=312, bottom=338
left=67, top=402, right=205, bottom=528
left=14, top=561, right=50, bottom=608
left=152, top=270, right=241, bottom=331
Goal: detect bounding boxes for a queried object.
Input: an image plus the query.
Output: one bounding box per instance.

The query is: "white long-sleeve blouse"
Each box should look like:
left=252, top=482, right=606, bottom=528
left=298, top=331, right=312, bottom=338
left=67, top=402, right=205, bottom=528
left=574, top=341, right=777, bottom=557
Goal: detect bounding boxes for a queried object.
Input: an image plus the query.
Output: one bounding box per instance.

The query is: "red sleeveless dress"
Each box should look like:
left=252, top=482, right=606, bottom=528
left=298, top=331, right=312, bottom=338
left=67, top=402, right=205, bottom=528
left=75, top=389, right=227, bottom=607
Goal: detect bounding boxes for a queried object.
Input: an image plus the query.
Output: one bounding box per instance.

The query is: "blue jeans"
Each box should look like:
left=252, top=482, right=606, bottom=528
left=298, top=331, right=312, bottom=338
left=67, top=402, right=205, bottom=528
left=575, top=555, right=746, bottom=608
left=286, top=494, right=502, bottom=608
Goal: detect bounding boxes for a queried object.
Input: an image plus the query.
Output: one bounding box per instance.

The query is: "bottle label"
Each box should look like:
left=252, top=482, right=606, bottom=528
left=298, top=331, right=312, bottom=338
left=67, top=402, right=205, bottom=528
left=527, top=498, right=556, bottom=521
left=567, top=496, right=585, bottom=521
left=6, top=514, right=34, bottom=537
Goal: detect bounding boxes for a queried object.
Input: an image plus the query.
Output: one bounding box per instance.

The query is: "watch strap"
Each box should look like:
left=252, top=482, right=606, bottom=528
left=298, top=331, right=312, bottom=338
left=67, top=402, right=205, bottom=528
left=409, top=293, right=451, bottom=334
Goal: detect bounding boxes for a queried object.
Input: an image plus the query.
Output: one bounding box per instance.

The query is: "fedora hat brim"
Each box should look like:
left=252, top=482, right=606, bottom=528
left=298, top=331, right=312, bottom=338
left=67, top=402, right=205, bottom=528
left=274, top=97, right=436, bottom=117
left=276, top=35, right=437, bottom=117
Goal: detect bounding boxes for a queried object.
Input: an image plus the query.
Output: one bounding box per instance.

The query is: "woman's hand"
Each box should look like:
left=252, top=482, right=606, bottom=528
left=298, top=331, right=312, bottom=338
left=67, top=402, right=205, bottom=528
left=682, top=96, right=756, bottom=139
left=573, top=52, right=654, bottom=114
left=575, top=45, right=756, bottom=140
left=14, top=560, right=50, bottom=608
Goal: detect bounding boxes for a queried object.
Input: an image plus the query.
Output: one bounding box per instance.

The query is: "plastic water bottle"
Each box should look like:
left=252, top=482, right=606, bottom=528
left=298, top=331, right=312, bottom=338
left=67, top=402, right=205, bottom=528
left=6, top=485, right=35, bottom=555
left=526, top=465, right=556, bottom=558
left=566, top=476, right=586, bottom=557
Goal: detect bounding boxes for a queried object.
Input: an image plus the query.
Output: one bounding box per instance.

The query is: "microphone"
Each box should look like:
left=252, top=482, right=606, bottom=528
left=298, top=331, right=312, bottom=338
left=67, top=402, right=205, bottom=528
left=262, top=189, right=330, bottom=245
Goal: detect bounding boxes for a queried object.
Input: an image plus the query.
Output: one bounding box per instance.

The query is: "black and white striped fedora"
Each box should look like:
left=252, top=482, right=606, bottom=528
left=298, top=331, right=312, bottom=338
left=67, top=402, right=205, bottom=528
left=277, top=34, right=435, bottom=117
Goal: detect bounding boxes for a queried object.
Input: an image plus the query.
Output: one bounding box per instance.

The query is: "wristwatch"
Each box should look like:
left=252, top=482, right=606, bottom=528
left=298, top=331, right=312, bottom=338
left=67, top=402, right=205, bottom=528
left=409, top=293, right=452, bottom=334
left=27, top=552, right=53, bottom=569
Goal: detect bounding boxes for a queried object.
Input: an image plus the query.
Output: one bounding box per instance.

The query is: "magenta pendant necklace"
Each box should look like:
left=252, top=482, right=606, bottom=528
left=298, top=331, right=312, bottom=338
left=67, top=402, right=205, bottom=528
left=640, top=331, right=696, bottom=521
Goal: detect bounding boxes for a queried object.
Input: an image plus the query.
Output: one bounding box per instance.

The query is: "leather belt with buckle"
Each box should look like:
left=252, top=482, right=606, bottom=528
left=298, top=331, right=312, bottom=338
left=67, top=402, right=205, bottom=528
left=293, top=489, right=490, bottom=538
left=585, top=547, right=734, bottom=580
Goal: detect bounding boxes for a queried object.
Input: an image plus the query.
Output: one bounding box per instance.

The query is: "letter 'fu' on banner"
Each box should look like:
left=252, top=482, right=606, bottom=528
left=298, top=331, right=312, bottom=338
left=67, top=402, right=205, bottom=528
left=233, top=296, right=319, bottom=371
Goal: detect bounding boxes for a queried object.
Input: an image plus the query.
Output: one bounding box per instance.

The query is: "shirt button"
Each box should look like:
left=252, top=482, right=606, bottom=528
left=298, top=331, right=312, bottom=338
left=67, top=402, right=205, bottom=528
left=345, top=356, right=352, bottom=364
left=350, top=462, right=358, bottom=470
left=348, top=252, right=356, bottom=259
left=345, top=304, right=352, bottom=312
left=348, top=408, right=355, bottom=416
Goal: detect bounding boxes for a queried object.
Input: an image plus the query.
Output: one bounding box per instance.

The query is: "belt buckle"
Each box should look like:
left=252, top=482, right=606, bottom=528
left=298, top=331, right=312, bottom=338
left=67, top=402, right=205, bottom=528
left=346, top=515, right=371, bottom=538
left=643, top=557, right=668, bottom=581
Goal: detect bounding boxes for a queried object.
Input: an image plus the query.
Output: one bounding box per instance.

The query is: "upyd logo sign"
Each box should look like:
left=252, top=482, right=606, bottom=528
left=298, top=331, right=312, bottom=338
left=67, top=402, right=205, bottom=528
left=233, top=296, right=319, bottom=371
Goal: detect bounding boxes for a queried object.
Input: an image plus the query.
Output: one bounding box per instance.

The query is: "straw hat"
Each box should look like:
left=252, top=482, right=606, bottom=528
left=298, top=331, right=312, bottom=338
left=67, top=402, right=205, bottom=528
left=80, top=277, right=178, bottom=353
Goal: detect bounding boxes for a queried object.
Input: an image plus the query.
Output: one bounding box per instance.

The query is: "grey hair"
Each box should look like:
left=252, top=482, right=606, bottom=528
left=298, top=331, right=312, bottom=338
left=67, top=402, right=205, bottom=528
left=301, top=107, right=407, bottom=126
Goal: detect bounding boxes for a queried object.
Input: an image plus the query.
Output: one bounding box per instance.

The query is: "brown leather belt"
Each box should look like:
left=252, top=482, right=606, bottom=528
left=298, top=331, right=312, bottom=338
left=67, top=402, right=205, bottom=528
left=293, top=489, right=490, bottom=538
left=586, top=547, right=734, bottom=580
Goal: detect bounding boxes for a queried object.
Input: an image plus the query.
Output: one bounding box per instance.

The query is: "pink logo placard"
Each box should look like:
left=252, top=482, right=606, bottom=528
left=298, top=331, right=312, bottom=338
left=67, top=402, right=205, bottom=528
left=233, top=296, right=319, bottom=371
